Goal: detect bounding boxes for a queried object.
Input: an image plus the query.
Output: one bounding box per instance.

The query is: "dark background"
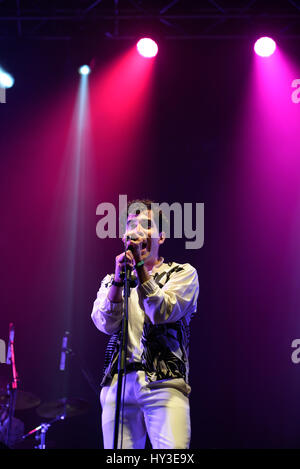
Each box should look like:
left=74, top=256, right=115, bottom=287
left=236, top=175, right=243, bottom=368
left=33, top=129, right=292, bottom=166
left=1, top=2, right=300, bottom=449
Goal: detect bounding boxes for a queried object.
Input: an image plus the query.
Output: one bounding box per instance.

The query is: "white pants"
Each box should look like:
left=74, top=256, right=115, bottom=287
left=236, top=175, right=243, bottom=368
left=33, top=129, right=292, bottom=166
left=100, top=370, right=191, bottom=449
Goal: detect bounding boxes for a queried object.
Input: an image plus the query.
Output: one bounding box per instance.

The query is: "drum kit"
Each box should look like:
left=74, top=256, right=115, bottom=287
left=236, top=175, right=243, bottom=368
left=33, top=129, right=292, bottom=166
left=0, top=325, right=90, bottom=450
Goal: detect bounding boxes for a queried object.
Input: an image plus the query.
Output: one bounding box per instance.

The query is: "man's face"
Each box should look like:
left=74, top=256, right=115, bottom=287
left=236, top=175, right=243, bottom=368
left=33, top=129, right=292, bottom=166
left=124, top=210, right=165, bottom=264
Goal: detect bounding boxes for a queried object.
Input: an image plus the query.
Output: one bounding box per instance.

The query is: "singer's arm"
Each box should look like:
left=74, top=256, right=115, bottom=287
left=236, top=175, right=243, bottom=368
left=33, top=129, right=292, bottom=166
left=107, top=248, right=135, bottom=302
left=91, top=249, right=135, bottom=334
left=140, top=264, right=199, bottom=325
left=107, top=283, right=123, bottom=303
left=91, top=274, right=123, bottom=335
left=134, top=260, right=150, bottom=284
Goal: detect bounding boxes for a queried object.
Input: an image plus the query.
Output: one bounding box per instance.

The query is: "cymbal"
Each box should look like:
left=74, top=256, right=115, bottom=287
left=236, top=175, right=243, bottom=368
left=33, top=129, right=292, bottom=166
left=36, top=397, right=89, bottom=419
left=0, top=390, right=41, bottom=410
left=15, top=391, right=41, bottom=410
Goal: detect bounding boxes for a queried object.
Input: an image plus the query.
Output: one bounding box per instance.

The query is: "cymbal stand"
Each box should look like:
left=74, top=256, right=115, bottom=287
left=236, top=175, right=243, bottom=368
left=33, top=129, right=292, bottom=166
left=22, top=414, right=65, bottom=449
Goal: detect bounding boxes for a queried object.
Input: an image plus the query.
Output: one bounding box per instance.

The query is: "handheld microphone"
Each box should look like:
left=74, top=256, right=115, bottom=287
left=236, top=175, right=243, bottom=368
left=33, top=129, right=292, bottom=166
left=124, top=237, right=138, bottom=288
left=124, top=235, right=135, bottom=257
left=59, top=331, right=70, bottom=372
left=126, top=234, right=142, bottom=253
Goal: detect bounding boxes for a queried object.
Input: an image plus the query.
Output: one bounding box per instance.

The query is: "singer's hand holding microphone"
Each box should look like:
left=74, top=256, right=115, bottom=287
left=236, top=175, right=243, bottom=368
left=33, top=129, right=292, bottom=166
left=114, top=235, right=142, bottom=282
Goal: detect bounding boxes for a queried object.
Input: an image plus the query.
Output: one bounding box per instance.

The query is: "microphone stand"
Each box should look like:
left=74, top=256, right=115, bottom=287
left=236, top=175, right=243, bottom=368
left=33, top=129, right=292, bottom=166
left=113, top=244, right=137, bottom=450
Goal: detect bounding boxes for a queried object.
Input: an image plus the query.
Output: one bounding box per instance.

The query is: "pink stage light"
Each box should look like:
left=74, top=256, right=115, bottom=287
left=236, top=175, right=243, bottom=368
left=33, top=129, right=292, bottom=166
left=254, top=37, right=276, bottom=57
left=136, top=38, right=158, bottom=58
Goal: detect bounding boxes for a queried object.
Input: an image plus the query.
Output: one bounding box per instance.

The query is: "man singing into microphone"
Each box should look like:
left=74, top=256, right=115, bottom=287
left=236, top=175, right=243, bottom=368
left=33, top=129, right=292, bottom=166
left=91, top=199, right=199, bottom=449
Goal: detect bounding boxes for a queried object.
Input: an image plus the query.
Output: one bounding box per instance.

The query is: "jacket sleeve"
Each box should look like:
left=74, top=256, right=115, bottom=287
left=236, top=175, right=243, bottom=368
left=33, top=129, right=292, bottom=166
left=91, top=274, right=124, bottom=335
left=139, top=263, right=199, bottom=325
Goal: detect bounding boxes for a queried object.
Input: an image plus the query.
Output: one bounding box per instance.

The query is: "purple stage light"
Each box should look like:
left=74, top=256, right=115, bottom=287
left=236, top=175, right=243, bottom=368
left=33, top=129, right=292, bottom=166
left=136, top=38, right=158, bottom=58
left=254, top=37, right=276, bottom=57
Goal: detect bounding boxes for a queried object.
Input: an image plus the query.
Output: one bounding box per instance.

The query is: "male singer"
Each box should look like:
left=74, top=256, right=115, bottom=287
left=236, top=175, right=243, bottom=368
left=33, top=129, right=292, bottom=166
left=91, top=200, right=199, bottom=449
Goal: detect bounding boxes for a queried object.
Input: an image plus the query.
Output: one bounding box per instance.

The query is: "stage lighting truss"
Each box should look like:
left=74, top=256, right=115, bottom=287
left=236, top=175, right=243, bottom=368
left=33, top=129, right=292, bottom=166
left=0, top=1, right=300, bottom=41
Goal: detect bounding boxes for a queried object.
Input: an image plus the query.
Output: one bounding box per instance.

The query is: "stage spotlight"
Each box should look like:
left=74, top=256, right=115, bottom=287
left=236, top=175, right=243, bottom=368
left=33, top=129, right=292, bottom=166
left=254, top=37, right=276, bottom=57
left=136, top=38, right=158, bottom=58
left=78, top=65, right=91, bottom=76
left=0, top=68, right=14, bottom=88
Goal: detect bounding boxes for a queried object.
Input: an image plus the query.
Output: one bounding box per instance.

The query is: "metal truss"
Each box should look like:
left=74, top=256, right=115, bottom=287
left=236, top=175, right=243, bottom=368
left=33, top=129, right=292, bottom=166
left=1, top=0, right=300, bottom=40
